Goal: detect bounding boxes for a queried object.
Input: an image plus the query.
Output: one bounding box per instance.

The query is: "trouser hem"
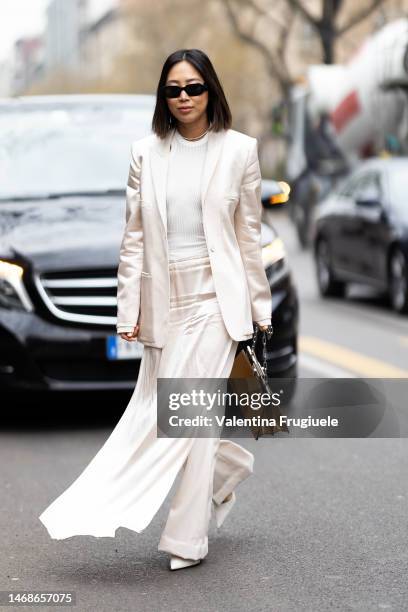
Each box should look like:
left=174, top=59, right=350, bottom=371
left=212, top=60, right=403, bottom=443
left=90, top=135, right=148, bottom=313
left=212, top=464, right=253, bottom=505
left=158, top=534, right=208, bottom=560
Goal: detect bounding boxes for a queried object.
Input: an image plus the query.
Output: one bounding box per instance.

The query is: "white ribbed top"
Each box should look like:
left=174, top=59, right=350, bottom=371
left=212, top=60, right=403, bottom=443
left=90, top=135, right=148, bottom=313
left=166, top=129, right=209, bottom=262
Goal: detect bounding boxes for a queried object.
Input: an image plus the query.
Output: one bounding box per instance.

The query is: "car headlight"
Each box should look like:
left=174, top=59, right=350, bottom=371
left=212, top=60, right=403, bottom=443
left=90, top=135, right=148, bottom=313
left=269, top=182, right=291, bottom=205
left=0, top=260, right=33, bottom=312
left=262, top=238, right=289, bottom=284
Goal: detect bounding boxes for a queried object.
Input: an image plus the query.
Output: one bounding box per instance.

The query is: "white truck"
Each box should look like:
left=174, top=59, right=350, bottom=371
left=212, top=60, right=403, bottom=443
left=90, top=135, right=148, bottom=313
left=286, top=18, right=408, bottom=247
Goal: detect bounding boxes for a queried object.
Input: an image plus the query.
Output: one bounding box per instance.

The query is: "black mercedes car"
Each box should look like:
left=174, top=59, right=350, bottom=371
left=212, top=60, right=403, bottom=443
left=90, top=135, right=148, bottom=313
left=312, top=158, right=408, bottom=314
left=0, top=95, right=298, bottom=391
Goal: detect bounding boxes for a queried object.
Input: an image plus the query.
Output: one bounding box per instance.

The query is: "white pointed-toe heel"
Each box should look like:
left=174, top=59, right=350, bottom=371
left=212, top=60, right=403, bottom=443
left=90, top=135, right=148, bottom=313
left=213, top=490, right=236, bottom=528
left=169, top=555, right=202, bottom=571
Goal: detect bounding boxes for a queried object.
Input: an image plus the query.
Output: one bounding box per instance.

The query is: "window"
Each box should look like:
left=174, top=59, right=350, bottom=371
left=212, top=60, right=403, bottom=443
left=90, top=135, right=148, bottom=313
left=353, top=172, right=382, bottom=203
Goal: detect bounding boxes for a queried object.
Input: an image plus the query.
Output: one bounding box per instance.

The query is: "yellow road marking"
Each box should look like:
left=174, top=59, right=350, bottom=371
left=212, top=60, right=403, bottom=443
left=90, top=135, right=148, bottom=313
left=300, top=336, right=408, bottom=378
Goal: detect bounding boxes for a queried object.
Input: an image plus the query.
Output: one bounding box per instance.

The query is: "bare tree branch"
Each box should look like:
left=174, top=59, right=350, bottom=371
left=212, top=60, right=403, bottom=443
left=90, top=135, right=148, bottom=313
left=285, top=0, right=319, bottom=27
left=337, top=0, right=384, bottom=35
left=284, top=0, right=384, bottom=63
left=245, top=0, right=291, bottom=28
left=276, top=8, right=296, bottom=80
left=221, top=0, right=293, bottom=92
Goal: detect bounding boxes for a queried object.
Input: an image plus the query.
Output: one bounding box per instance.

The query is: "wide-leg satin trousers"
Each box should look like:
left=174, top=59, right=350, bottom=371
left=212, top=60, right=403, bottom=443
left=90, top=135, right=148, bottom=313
left=38, top=253, right=254, bottom=560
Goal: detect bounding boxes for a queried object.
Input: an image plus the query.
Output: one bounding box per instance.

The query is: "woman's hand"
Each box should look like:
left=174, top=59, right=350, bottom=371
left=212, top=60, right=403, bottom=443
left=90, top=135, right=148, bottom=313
left=119, top=325, right=139, bottom=342
left=257, top=324, right=269, bottom=331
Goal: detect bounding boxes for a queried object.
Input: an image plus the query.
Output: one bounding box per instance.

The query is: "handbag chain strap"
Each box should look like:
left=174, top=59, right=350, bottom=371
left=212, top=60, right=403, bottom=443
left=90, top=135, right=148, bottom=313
left=251, top=323, right=273, bottom=374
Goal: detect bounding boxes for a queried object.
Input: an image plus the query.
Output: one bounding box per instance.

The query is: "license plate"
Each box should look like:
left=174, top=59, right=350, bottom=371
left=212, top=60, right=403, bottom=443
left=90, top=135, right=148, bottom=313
left=106, top=335, right=144, bottom=360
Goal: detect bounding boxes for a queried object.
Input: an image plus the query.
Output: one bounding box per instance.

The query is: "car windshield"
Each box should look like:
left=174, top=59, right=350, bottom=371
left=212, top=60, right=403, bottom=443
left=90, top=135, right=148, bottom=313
left=0, top=101, right=154, bottom=199
left=389, top=168, right=408, bottom=220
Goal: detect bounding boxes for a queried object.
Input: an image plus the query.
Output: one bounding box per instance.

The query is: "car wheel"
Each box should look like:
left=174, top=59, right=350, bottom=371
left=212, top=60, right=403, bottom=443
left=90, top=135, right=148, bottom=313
left=315, top=239, right=346, bottom=297
left=389, top=248, right=408, bottom=314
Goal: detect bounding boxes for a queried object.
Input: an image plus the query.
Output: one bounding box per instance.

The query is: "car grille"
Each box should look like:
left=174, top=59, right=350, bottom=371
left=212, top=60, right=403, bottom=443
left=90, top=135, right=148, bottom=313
left=33, top=267, right=118, bottom=326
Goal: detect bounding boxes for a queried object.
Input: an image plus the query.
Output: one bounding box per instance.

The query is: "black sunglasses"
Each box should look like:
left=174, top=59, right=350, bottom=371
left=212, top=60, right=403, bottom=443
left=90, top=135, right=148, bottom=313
left=162, top=82, right=208, bottom=99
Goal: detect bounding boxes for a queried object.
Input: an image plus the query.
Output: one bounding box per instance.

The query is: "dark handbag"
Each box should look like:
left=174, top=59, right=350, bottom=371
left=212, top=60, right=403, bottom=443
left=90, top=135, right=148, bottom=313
left=228, top=323, right=290, bottom=440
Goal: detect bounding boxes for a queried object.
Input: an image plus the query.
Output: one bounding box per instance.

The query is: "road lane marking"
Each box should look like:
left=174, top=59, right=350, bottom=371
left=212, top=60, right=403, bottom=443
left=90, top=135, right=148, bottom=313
left=325, top=299, right=408, bottom=337
left=298, top=354, right=357, bottom=378
left=300, top=336, right=408, bottom=378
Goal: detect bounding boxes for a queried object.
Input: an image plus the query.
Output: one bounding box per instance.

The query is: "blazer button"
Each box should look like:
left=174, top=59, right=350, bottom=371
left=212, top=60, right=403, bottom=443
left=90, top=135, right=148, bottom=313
left=210, top=247, right=215, bottom=252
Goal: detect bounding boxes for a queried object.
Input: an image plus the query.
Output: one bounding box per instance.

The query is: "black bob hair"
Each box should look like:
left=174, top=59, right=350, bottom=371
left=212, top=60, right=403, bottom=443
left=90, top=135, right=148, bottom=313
left=151, top=48, right=232, bottom=139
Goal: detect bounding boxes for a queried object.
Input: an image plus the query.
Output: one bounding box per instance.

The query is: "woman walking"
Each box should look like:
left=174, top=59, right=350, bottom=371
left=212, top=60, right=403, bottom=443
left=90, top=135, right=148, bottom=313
left=39, top=48, right=272, bottom=571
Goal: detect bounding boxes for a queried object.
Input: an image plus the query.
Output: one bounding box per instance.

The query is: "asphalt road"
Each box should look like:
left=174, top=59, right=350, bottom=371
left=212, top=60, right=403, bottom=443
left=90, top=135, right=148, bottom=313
left=1, top=209, right=407, bottom=612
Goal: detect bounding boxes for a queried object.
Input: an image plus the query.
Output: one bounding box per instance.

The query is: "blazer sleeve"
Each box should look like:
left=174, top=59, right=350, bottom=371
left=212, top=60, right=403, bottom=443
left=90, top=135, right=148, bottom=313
left=116, top=144, right=144, bottom=334
left=234, top=137, right=272, bottom=327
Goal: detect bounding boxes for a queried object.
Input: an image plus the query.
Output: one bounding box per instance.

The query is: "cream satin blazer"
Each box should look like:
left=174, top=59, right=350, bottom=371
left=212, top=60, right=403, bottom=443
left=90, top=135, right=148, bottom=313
left=116, top=126, right=272, bottom=347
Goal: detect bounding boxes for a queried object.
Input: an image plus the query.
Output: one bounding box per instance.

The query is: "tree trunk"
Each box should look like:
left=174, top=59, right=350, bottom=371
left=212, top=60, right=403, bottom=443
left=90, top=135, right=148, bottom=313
left=320, top=24, right=335, bottom=63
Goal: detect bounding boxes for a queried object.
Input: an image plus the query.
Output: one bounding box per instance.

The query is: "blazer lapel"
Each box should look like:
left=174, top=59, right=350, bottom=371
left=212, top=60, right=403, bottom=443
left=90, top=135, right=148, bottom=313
left=150, top=127, right=226, bottom=237
left=150, top=128, right=175, bottom=236
left=200, top=128, right=225, bottom=206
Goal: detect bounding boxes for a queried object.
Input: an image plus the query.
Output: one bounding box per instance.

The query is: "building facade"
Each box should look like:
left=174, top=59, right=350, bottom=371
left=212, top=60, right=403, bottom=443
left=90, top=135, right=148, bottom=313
left=45, top=0, right=88, bottom=71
